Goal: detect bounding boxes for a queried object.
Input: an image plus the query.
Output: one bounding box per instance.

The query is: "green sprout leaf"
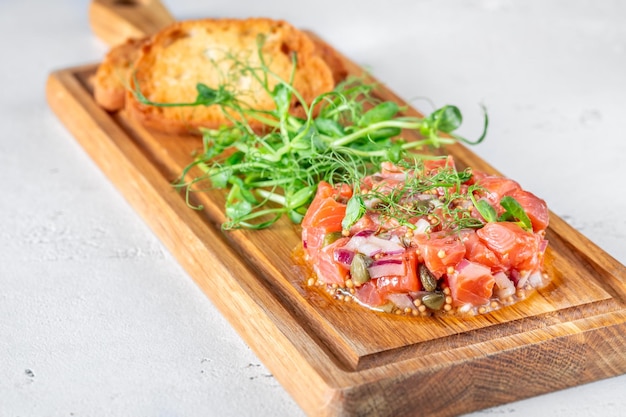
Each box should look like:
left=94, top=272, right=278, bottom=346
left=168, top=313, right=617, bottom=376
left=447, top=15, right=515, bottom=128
left=499, top=196, right=533, bottom=231
left=225, top=185, right=254, bottom=221
left=273, top=82, right=291, bottom=115
left=287, top=186, right=315, bottom=210
left=359, top=101, right=400, bottom=127
left=314, top=118, right=345, bottom=138
left=474, top=199, right=498, bottom=223
left=342, top=194, right=366, bottom=231
left=429, top=105, right=463, bottom=133
left=208, top=168, right=231, bottom=189
left=138, top=38, right=488, bottom=230
left=195, top=83, right=220, bottom=105
left=367, top=127, right=402, bottom=140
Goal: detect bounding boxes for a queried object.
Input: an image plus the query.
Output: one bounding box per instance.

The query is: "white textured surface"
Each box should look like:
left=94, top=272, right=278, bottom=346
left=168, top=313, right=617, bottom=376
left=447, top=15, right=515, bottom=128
left=1, top=0, right=625, bottom=416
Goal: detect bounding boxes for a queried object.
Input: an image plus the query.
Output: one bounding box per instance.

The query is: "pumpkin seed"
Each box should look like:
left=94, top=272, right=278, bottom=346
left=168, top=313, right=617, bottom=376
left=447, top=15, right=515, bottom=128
left=419, top=264, right=438, bottom=292
left=422, top=292, right=445, bottom=310
left=350, top=253, right=371, bottom=285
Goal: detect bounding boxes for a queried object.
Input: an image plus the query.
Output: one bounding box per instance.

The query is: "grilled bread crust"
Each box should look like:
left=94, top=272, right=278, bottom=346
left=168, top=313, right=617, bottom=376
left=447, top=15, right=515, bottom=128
left=93, top=37, right=147, bottom=111
left=93, top=18, right=343, bottom=134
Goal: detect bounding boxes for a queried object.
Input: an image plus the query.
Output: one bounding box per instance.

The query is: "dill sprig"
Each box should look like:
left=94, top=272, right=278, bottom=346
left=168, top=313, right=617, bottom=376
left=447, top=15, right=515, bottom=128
left=133, top=36, right=489, bottom=230
left=349, top=160, right=484, bottom=232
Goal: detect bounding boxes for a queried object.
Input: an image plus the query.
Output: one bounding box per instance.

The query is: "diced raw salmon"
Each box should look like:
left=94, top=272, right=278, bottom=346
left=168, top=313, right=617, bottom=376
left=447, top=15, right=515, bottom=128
left=301, top=181, right=349, bottom=232
left=415, top=233, right=466, bottom=278
left=474, top=175, right=521, bottom=215
left=510, top=189, right=549, bottom=232
left=476, top=222, right=542, bottom=272
left=311, top=237, right=350, bottom=285
left=301, top=181, right=349, bottom=261
left=423, top=155, right=457, bottom=176
left=300, top=156, right=550, bottom=316
left=354, top=281, right=387, bottom=307
left=460, top=229, right=501, bottom=271
left=375, top=250, right=421, bottom=295
left=447, top=260, right=495, bottom=306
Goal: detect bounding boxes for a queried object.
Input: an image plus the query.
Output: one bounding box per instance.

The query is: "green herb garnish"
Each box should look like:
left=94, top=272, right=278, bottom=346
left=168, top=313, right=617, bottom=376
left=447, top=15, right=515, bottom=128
left=470, top=190, right=533, bottom=231
left=342, top=194, right=367, bottom=231
left=471, top=193, right=498, bottom=223
left=353, top=160, right=485, bottom=232
left=134, top=38, right=489, bottom=229
left=498, top=195, right=533, bottom=231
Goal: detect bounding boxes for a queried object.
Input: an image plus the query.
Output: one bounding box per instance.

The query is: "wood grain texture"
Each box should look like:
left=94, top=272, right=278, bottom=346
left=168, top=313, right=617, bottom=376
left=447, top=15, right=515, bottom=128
left=89, top=0, right=175, bottom=46
left=46, top=47, right=626, bottom=415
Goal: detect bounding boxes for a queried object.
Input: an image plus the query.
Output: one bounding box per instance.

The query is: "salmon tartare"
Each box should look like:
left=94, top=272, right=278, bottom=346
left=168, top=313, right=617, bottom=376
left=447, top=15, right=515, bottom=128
left=300, top=156, right=550, bottom=316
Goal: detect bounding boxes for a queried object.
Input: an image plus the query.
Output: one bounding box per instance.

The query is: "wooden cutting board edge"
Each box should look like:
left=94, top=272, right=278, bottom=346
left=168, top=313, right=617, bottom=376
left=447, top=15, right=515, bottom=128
left=46, top=58, right=626, bottom=416
left=45, top=66, right=340, bottom=414
left=44, top=2, right=626, bottom=415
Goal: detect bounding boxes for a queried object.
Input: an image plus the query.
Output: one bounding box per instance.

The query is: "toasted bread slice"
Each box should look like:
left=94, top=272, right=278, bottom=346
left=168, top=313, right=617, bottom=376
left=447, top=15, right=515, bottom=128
left=93, top=37, right=147, bottom=112
left=117, top=18, right=337, bottom=133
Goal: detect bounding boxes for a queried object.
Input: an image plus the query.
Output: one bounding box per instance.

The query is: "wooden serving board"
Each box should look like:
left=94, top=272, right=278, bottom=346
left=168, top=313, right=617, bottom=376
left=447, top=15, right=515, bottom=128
left=46, top=1, right=626, bottom=416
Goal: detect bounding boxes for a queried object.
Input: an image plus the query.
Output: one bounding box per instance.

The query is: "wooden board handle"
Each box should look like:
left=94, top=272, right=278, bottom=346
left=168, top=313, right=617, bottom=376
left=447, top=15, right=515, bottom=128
left=89, top=0, right=176, bottom=46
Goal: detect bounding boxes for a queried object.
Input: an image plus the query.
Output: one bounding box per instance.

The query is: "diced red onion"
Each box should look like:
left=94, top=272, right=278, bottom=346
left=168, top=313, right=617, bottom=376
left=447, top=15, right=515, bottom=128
left=333, top=248, right=355, bottom=267
left=370, top=236, right=404, bottom=254
left=364, top=198, right=382, bottom=209
left=344, top=233, right=405, bottom=257
left=353, top=230, right=376, bottom=238
left=455, top=258, right=471, bottom=273
left=343, top=235, right=371, bottom=252
left=527, top=270, right=547, bottom=288
left=386, top=293, right=415, bottom=310
left=370, top=258, right=403, bottom=267
left=368, top=258, right=405, bottom=278
left=413, top=218, right=431, bottom=235
left=387, top=234, right=404, bottom=247
left=379, top=168, right=408, bottom=181
left=493, top=271, right=515, bottom=299
left=511, top=269, right=530, bottom=288
left=360, top=243, right=385, bottom=257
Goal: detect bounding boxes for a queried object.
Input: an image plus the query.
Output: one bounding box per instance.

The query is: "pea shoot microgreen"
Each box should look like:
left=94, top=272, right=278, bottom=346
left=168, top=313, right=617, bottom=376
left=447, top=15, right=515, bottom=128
left=342, top=193, right=366, bottom=231
left=133, top=36, right=489, bottom=230
left=469, top=188, right=533, bottom=231
left=498, top=196, right=533, bottom=231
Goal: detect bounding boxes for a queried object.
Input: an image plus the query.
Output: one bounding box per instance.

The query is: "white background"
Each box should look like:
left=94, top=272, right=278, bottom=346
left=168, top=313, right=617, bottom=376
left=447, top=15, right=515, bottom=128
left=1, top=0, right=625, bottom=416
